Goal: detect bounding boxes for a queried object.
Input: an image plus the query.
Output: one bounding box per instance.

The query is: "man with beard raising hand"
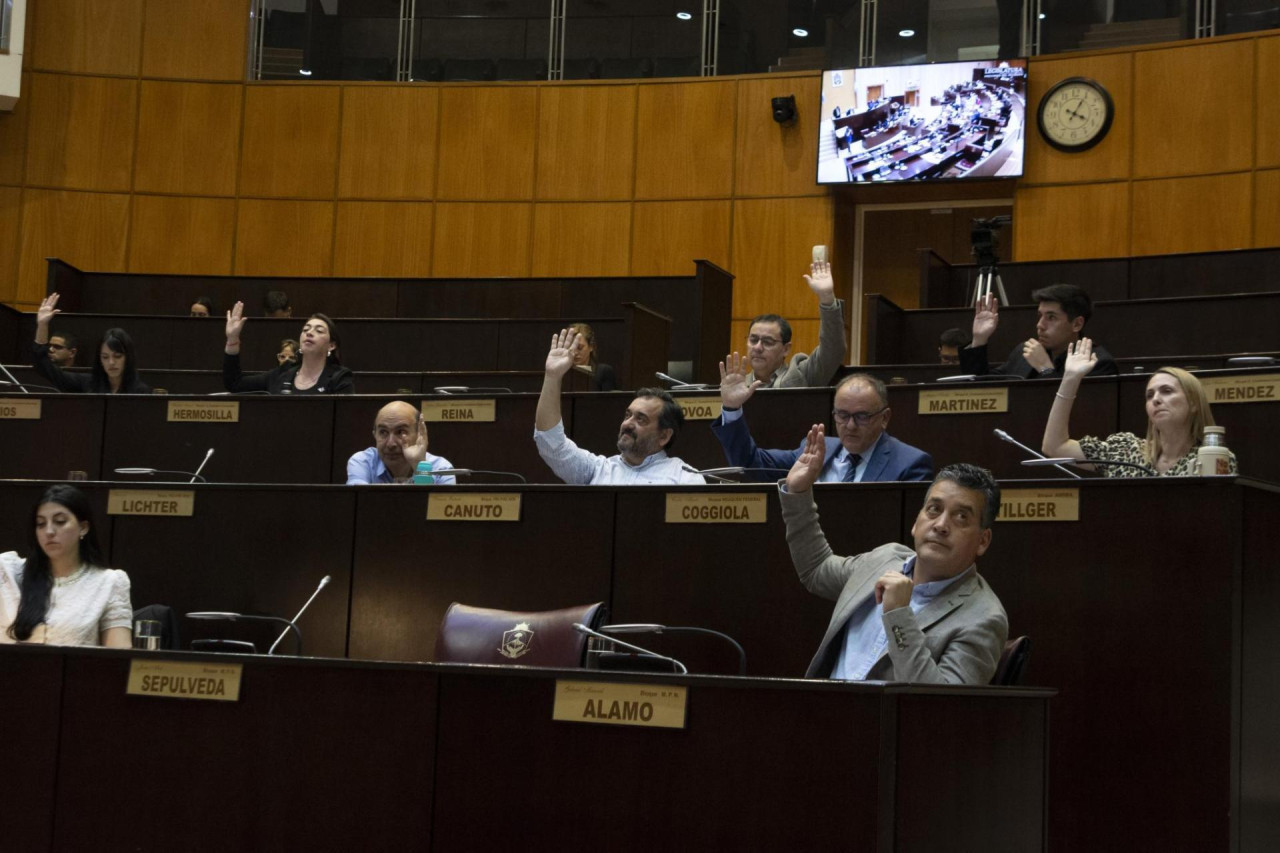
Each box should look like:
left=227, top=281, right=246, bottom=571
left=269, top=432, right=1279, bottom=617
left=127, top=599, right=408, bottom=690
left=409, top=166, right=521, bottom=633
left=534, top=328, right=706, bottom=485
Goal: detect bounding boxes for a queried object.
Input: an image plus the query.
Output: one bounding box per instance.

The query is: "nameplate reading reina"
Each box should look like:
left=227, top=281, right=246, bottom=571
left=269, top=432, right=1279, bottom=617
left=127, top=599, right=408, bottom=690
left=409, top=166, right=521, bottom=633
left=676, top=396, right=722, bottom=421
left=166, top=400, right=240, bottom=422
left=553, top=680, right=687, bottom=729
left=421, top=399, right=496, bottom=422
left=1199, top=373, right=1280, bottom=405
left=107, top=489, right=195, bottom=517
left=427, top=492, right=521, bottom=521
left=0, top=398, right=41, bottom=419
left=126, top=659, right=242, bottom=702
left=918, top=387, right=1009, bottom=415
left=666, top=493, right=766, bottom=524
left=998, top=488, right=1078, bottom=522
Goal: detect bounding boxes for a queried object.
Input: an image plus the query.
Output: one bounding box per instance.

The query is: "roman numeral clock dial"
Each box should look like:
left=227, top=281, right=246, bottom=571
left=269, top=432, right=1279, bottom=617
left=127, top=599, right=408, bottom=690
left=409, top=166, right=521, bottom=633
left=1037, top=77, right=1114, bottom=152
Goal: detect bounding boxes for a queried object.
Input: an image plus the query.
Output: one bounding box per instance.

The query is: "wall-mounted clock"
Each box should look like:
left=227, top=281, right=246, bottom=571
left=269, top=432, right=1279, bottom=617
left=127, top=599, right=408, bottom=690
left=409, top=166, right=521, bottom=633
left=1037, top=77, right=1114, bottom=152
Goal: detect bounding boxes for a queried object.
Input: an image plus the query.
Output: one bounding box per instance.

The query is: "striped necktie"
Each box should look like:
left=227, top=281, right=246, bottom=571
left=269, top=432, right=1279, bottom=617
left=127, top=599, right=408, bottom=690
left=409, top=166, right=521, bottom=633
left=842, top=453, right=863, bottom=482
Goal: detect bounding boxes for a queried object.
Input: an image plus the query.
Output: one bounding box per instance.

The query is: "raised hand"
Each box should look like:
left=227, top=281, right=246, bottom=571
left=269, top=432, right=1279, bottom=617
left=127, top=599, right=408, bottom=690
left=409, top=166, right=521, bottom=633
left=785, top=424, right=827, bottom=494
left=719, top=351, right=763, bottom=409
left=803, top=260, right=836, bottom=306
left=1022, top=338, right=1053, bottom=373
left=404, top=419, right=429, bottom=469
left=36, top=293, right=61, bottom=327
left=544, top=328, right=579, bottom=378
left=225, top=301, right=247, bottom=342
left=971, top=293, right=999, bottom=346
left=1063, top=337, right=1098, bottom=380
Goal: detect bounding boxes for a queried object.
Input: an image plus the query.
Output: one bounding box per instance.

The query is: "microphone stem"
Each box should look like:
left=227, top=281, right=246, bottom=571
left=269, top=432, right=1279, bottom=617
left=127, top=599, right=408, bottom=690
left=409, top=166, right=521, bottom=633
left=997, top=430, right=1081, bottom=479
left=268, top=580, right=328, bottom=655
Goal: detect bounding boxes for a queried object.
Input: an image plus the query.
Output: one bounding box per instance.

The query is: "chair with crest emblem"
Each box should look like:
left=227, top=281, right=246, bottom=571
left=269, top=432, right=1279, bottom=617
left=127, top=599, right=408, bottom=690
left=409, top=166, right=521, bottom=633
left=434, top=601, right=608, bottom=668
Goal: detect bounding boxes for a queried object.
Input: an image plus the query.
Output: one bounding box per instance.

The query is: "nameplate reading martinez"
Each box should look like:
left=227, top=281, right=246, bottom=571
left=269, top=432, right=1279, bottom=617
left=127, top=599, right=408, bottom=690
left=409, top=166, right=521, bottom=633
left=553, top=680, right=687, bottom=729
left=0, top=398, right=42, bottom=419
left=108, top=490, right=195, bottom=517
left=998, top=488, right=1079, bottom=522
left=665, top=493, right=766, bottom=524
left=676, top=396, right=722, bottom=421
left=427, top=492, right=521, bottom=521
left=166, top=400, right=240, bottom=422
left=127, top=659, right=242, bottom=702
left=421, top=399, right=496, bottom=422
left=917, top=387, right=1009, bottom=415
left=1199, top=373, right=1280, bottom=405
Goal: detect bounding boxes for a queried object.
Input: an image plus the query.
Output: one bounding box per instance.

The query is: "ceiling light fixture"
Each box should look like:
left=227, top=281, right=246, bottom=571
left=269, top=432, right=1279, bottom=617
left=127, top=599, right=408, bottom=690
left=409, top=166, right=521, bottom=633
left=899, top=29, right=915, bottom=38
left=676, top=12, right=692, bottom=20
left=793, top=27, right=809, bottom=37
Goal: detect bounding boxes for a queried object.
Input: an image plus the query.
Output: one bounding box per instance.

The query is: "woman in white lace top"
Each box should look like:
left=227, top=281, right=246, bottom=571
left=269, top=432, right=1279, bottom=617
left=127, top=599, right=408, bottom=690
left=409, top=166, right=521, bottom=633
left=0, top=485, right=133, bottom=647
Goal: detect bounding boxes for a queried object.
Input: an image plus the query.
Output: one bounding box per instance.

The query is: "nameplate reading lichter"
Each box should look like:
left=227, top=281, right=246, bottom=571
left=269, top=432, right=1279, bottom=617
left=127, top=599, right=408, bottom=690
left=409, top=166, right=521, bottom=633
left=166, top=400, right=240, bottom=422
left=0, top=398, right=41, bottom=419
left=1199, top=373, right=1280, bottom=405
left=918, top=387, right=1009, bottom=415
left=676, top=396, right=722, bottom=420
left=427, top=492, right=521, bottom=521
left=553, top=680, right=687, bottom=729
left=127, top=659, right=242, bottom=702
left=998, top=488, right=1079, bottom=522
left=107, top=490, right=195, bottom=517
left=665, top=493, right=766, bottom=524
left=421, top=399, right=496, bottom=422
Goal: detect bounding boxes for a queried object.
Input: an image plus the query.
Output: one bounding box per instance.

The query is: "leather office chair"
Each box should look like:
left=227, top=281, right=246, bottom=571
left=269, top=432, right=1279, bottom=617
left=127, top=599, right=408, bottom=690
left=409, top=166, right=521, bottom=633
left=434, top=602, right=607, bottom=668
left=992, top=635, right=1031, bottom=686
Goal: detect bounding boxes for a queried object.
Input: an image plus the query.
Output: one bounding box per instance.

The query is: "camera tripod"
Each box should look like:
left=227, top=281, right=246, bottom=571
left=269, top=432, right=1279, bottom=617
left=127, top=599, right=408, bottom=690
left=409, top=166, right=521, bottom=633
left=972, top=263, right=1008, bottom=307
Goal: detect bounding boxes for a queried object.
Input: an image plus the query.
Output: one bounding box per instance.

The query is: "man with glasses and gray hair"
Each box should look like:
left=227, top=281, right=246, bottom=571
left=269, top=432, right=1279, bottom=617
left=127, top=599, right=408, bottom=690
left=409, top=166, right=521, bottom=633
left=710, top=367, right=933, bottom=482
left=741, top=258, right=846, bottom=389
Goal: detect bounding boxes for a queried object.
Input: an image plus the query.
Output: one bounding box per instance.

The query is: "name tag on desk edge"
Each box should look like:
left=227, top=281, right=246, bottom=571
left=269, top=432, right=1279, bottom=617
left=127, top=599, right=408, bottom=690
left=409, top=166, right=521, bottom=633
left=421, top=399, right=496, bottom=422
left=676, top=396, right=722, bottom=420
left=998, top=488, right=1078, bottom=522
left=918, top=387, right=1008, bottom=414
left=1199, top=373, right=1280, bottom=404
left=665, top=492, right=766, bottom=523
left=428, top=492, right=521, bottom=521
left=108, top=489, right=195, bottom=517
left=553, top=680, right=687, bottom=729
left=127, top=658, right=242, bottom=702
left=0, top=398, right=42, bottom=419
left=167, top=400, right=240, bottom=422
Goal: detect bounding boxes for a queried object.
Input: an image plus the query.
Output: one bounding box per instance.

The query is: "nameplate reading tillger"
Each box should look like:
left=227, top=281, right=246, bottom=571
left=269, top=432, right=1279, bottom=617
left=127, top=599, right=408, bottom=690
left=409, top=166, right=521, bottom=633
left=553, top=681, right=687, bottom=729
left=998, top=488, right=1079, bottom=522
left=665, top=493, right=766, bottom=524
left=1200, top=373, right=1280, bottom=404
left=127, top=659, right=242, bottom=702
left=0, top=398, right=41, bottom=419
left=917, top=387, right=1009, bottom=414
left=166, top=400, right=240, bottom=422
left=427, top=493, right=521, bottom=521
left=676, top=396, right=722, bottom=420
left=421, top=399, right=496, bottom=422
left=107, top=490, right=195, bottom=517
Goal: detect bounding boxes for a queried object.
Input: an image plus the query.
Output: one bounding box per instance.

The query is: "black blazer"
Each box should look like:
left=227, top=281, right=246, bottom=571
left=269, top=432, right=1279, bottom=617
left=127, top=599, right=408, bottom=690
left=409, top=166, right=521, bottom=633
left=30, top=343, right=151, bottom=393
left=223, top=353, right=354, bottom=394
left=959, top=341, right=1118, bottom=379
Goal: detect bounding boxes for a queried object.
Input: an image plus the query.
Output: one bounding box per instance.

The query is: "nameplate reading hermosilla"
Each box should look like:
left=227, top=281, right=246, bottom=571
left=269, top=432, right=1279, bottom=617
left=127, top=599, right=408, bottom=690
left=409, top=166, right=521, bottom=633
left=166, top=400, right=240, bottom=422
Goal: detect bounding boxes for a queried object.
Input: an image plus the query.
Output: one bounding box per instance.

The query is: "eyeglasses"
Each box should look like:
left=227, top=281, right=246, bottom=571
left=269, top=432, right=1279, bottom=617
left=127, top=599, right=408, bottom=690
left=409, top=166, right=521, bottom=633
left=747, top=335, right=784, bottom=348
left=832, top=407, right=887, bottom=426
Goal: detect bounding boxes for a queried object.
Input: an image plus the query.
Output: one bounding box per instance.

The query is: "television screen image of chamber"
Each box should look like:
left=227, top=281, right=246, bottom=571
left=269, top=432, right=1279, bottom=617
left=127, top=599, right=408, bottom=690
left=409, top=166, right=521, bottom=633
left=817, top=59, right=1028, bottom=185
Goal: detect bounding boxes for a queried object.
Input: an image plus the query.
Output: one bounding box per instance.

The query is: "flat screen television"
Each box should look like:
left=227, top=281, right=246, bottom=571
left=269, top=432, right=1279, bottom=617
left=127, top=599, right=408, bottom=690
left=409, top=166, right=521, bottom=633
left=816, top=59, right=1028, bottom=185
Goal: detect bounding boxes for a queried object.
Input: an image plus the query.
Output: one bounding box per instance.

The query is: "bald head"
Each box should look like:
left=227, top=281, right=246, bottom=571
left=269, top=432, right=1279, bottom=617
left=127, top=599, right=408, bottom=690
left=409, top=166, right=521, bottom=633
left=376, top=400, right=419, bottom=426
left=372, top=401, right=426, bottom=478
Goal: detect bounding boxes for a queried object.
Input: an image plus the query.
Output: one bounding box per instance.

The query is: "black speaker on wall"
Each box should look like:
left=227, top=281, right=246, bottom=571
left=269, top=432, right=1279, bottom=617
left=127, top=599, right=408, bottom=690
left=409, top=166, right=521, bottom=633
left=771, top=94, right=798, bottom=126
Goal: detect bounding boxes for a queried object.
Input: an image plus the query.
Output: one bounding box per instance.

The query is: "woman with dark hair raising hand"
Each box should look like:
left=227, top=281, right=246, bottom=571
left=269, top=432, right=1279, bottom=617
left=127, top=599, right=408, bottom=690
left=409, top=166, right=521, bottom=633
left=222, top=301, right=354, bottom=394
left=31, top=293, right=150, bottom=393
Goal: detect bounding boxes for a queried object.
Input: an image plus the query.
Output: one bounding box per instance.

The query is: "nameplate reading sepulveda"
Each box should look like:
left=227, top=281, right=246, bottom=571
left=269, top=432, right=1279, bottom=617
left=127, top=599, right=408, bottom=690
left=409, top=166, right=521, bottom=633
left=107, top=490, right=195, bottom=517
left=427, top=492, right=521, bottom=521
left=1199, top=373, right=1280, bottom=404
left=166, top=400, right=240, bottom=422
left=665, top=493, right=766, bottom=524
left=998, top=488, right=1079, bottom=522
left=0, top=398, right=41, bottom=419
left=918, top=387, right=1009, bottom=415
left=421, top=399, right=496, bottom=422
left=127, top=659, right=242, bottom=702
left=676, top=396, right=722, bottom=420
left=553, top=680, right=687, bottom=729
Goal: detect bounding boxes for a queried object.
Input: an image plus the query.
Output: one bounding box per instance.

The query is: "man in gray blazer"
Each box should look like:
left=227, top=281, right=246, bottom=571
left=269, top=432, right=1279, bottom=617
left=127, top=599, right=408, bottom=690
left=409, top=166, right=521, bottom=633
left=780, top=430, right=1007, bottom=683
left=743, top=259, right=845, bottom=388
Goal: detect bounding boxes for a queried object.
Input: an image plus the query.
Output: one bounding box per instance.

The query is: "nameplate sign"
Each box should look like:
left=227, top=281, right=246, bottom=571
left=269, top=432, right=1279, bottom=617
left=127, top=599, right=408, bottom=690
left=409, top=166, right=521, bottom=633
left=167, top=400, right=240, bottom=423
left=665, top=493, right=766, bottom=524
left=1200, top=373, right=1280, bottom=405
left=421, top=399, right=496, bottom=422
left=126, top=659, right=242, bottom=702
left=427, top=492, right=521, bottom=521
left=918, top=387, right=1009, bottom=415
left=998, top=488, right=1079, bottom=522
left=107, top=490, right=195, bottom=517
left=676, top=396, right=722, bottom=420
left=553, top=680, right=687, bottom=729
left=0, top=398, right=41, bottom=419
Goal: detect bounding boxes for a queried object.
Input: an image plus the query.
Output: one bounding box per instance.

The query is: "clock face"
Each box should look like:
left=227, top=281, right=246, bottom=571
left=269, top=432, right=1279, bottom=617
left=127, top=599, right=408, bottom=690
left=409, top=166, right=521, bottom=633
left=1037, top=77, right=1114, bottom=152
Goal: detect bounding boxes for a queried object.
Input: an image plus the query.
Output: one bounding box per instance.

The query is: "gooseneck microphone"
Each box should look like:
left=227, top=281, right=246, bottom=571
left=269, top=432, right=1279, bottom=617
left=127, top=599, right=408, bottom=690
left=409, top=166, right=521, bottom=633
left=681, top=465, right=791, bottom=483
left=0, top=377, right=60, bottom=393
left=655, top=371, right=713, bottom=391
left=428, top=468, right=528, bottom=484
left=573, top=622, right=688, bottom=674
left=601, top=623, right=747, bottom=676
left=115, top=448, right=216, bottom=484
left=190, top=448, right=215, bottom=484
left=267, top=575, right=331, bottom=655
left=994, top=429, right=1081, bottom=479
left=1022, top=457, right=1158, bottom=476
left=186, top=611, right=303, bottom=655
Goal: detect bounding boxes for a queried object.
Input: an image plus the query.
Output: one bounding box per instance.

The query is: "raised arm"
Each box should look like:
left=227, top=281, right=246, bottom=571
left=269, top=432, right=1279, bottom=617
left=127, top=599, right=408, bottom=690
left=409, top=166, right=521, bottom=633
left=719, top=351, right=763, bottom=410
left=224, top=301, right=246, bottom=355
left=34, top=293, right=60, bottom=345
left=803, top=260, right=836, bottom=308
left=970, top=292, right=999, bottom=348
left=535, top=329, right=579, bottom=432
left=1042, top=338, right=1097, bottom=459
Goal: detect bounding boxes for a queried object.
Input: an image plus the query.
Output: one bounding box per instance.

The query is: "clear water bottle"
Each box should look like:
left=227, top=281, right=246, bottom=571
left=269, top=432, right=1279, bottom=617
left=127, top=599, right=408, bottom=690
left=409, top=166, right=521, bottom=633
left=1197, top=426, right=1231, bottom=476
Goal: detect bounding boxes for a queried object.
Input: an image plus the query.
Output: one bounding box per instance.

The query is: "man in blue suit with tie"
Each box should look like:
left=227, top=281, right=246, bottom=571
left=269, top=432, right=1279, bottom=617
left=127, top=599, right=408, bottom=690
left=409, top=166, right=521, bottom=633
left=710, top=356, right=933, bottom=482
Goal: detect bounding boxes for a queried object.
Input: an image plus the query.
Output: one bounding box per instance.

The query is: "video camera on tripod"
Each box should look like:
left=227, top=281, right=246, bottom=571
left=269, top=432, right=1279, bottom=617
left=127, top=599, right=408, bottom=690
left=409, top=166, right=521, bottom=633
left=970, top=214, right=1011, bottom=305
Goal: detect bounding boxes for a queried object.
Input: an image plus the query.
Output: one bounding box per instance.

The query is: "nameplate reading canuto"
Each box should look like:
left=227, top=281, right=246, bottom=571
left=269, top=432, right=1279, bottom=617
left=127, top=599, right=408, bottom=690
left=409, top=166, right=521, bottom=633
left=665, top=493, right=766, bottom=524
left=918, top=387, right=1009, bottom=415
left=421, top=399, right=496, bottom=422
left=676, top=396, right=722, bottom=421
left=998, top=488, right=1079, bottom=522
left=0, top=398, right=41, bottom=419
left=427, top=492, right=521, bottom=521
left=552, top=680, right=687, bottom=729
left=107, top=490, right=195, bottom=517
left=1199, top=373, right=1280, bottom=405
left=126, top=659, right=242, bottom=702
left=166, top=400, right=240, bottom=422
